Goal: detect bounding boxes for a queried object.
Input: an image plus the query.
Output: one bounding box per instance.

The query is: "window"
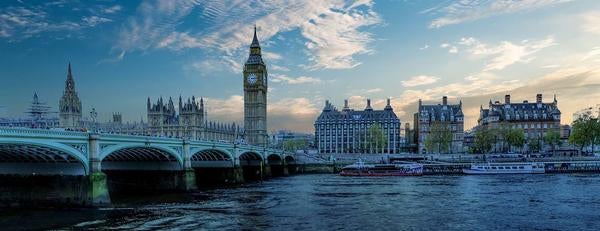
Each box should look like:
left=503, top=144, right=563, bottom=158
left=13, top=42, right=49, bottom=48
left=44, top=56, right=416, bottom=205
left=519, top=166, right=524, bottom=169
left=492, top=167, right=497, bottom=169
left=512, top=167, right=517, bottom=169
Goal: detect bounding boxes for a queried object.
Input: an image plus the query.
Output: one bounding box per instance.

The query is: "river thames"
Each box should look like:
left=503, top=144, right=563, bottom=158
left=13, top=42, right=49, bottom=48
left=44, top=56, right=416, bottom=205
left=2, top=174, right=600, bottom=230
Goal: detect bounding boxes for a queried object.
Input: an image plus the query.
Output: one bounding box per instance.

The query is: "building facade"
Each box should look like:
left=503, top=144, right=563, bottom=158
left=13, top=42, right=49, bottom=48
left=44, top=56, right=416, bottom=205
left=478, top=94, right=561, bottom=151
left=147, top=96, right=241, bottom=141
left=243, top=26, right=268, bottom=146
left=415, top=96, right=464, bottom=154
left=58, top=63, right=82, bottom=129
left=314, top=98, right=401, bottom=154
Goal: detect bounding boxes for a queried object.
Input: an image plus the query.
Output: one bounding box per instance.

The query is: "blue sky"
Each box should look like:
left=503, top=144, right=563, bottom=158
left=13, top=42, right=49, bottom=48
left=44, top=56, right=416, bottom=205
left=1, top=0, right=600, bottom=132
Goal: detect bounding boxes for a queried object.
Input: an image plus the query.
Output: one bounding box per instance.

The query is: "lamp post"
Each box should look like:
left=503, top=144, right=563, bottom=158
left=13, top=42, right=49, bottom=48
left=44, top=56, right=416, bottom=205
left=90, top=108, right=98, bottom=132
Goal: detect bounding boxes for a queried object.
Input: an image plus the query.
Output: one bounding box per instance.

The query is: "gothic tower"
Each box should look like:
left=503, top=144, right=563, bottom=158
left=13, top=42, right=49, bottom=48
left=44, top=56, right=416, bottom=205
left=59, top=63, right=82, bottom=129
left=243, top=26, right=268, bottom=146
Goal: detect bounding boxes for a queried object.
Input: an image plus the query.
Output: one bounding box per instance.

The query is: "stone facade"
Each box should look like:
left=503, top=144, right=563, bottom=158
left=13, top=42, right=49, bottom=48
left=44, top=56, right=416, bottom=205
left=415, top=96, right=464, bottom=154
left=147, top=96, right=241, bottom=141
left=314, top=98, right=401, bottom=154
left=478, top=94, right=561, bottom=150
left=59, top=63, right=82, bottom=129
left=243, top=26, right=268, bottom=146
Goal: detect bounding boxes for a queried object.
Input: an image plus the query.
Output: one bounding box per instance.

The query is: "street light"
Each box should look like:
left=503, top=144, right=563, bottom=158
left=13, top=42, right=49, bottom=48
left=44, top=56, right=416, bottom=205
left=90, top=108, right=98, bottom=132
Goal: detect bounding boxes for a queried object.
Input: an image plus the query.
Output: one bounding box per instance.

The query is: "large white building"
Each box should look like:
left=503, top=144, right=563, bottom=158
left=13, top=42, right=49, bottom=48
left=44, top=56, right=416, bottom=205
left=314, top=98, right=401, bottom=154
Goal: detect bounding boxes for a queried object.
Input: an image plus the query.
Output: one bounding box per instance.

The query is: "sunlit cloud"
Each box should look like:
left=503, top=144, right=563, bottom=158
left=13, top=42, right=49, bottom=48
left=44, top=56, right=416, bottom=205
left=401, top=75, right=439, bottom=87
left=426, top=0, right=573, bottom=28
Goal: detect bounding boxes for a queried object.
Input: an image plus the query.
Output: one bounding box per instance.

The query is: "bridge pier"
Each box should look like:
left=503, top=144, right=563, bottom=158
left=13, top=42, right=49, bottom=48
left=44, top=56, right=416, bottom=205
left=87, top=172, right=110, bottom=206
left=87, top=134, right=110, bottom=206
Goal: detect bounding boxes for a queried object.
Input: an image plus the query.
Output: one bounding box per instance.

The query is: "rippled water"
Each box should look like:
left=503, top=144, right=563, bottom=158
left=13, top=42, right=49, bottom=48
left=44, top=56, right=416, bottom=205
left=3, top=174, right=600, bottom=230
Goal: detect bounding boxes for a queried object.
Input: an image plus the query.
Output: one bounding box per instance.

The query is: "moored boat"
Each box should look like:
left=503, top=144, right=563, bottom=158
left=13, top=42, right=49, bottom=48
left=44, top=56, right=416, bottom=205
left=339, top=161, right=423, bottom=176
left=463, top=162, right=545, bottom=174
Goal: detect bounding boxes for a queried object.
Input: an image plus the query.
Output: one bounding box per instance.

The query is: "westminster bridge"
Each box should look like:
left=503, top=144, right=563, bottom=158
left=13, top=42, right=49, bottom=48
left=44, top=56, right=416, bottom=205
left=0, top=127, right=299, bottom=207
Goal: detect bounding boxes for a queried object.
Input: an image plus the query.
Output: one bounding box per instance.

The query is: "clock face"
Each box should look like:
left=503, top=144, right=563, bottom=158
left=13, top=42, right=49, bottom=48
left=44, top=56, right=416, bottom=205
left=247, top=73, right=257, bottom=84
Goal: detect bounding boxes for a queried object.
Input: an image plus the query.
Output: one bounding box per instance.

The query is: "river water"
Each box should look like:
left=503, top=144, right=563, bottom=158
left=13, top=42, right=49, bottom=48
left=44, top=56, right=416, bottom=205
left=2, top=174, right=600, bottom=230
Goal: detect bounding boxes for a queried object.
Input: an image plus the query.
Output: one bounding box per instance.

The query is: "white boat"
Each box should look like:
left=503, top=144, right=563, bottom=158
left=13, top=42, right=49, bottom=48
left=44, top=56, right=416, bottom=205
left=463, top=162, right=545, bottom=174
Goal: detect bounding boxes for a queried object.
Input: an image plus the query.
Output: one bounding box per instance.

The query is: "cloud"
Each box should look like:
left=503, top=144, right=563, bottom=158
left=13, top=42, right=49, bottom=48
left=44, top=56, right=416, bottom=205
left=419, top=45, right=429, bottom=50
left=116, top=0, right=382, bottom=70
left=103, top=5, right=122, bottom=14
left=401, top=75, right=439, bottom=87
left=82, top=16, right=112, bottom=27
left=0, top=5, right=115, bottom=40
left=426, top=0, right=572, bottom=28
left=457, top=36, right=556, bottom=71
left=365, top=88, right=383, bottom=93
left=270, top=74, right=321, bottom=84
left=582, top=11, right=600, bottom=35
left=271, top=64, right=290, bottom=72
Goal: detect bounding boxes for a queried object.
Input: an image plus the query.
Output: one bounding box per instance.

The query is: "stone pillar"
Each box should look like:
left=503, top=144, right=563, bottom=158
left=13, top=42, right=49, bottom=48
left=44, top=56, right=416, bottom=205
left=262, top=161, right=272, bottom=178
left=87, top=133, right=110, bottom=206
left=180, top=140, right=197, bottom=191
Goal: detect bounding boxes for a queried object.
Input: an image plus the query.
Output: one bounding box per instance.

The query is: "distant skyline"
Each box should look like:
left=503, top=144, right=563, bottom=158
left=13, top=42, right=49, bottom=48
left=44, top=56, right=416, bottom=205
left=1, top=0, right=600, bottom=133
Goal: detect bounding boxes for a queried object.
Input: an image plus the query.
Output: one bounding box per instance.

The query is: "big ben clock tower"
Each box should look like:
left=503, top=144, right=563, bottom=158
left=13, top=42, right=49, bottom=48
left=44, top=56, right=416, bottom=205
left=243, top=26, right=268, bottom=146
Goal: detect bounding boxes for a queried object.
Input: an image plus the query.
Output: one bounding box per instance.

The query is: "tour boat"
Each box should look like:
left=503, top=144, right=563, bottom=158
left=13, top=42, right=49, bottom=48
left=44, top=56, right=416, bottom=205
left=339, top=161, right=423, bottom=176
left=463, top=162, right=545, bottom=174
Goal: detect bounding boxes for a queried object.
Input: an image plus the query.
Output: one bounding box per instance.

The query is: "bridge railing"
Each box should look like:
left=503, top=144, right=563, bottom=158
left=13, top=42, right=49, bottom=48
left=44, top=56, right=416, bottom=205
left=0, top=127, right=89, bottom=138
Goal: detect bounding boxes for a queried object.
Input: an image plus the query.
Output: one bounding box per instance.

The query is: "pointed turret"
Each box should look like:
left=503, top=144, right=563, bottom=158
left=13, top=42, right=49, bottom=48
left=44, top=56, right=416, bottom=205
left=251, top=25, right=260, bottom=48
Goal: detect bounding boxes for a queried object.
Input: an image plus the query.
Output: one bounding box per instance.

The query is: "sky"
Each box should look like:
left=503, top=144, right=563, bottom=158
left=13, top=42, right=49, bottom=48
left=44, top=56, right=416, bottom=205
left=1, top=0, right=600, bottom=133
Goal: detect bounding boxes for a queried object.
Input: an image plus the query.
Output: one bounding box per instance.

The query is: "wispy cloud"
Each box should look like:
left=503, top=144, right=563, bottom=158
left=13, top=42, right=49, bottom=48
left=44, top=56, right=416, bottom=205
left=457, top=36, right=556, bottom=71
left=270, top=74, right=321, bottom=84
left=117, top=0, right=382, bottom=70
left=582, top=11, right=600, bottom=35
left=103, top=5, right=122, bottom=14
left=0, top=5, right=115, bottom=40
left=402, top=75, right=439, bottom=87
left=425, top=0, right=572, bottom=28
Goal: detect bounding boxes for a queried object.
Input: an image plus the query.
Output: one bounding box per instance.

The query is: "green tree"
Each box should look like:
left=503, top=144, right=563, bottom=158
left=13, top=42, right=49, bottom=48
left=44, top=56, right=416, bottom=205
left=367, top=122, right=388, bottom=153
left=282, top=139, right=308, bottom=151
left=496, top=122, right=512, bottom=152
left=506, top=128, right=525, bottom=153
left=474, top=127, right=494, bottom=154
left=424, top=121, right=452, bottom=154
left=544, top=128, right=561, bottom=155
left=569, top=115, right=600, bottom=154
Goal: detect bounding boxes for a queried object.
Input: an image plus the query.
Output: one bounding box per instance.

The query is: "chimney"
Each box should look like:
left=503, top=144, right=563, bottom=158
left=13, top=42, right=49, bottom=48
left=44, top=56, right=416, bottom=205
left=365, top=99, right=373, bottom=110
left=343, top=99, right=349, bottom=110
left=505, top=94, right=510, bottom=104
left=536, top=94, right=542, bottom=103
left=387, top=98, right=391, bottom=106
left=442, top=96, right=448, bottom=105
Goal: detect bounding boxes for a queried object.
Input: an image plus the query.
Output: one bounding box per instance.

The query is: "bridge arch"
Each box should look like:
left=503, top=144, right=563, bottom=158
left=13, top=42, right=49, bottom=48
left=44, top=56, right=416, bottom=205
left=267, top=154, right=283, bottom=165
left=99, top=144, right=183, bottom=171
left=191, top=148, right=234, bottom=168
left=0, top=140, right=88, bottom=175
left=285, top=155, right=296, bottom=164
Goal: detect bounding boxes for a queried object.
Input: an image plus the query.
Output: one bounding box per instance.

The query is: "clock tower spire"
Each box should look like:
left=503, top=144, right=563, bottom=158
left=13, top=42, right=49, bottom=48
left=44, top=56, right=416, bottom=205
left=243, top=26, right=268, bottom=146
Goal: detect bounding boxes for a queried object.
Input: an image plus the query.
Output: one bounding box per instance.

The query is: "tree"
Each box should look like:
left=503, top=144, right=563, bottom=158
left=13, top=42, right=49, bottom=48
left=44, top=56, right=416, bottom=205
left=544, top=128, right=561, bottom=155
left=496, top=122, right=512, bottom=152
left=367, top=122, right=388, bottom=153
left=569, top=115, right=600, bottom=154
left=506, top=128, right=525, bottom=153
left=474, top=127, right=494, bottom=154
left=425, top=121, right=453, bottom=154
left=282, top=139, right=308, bottom=151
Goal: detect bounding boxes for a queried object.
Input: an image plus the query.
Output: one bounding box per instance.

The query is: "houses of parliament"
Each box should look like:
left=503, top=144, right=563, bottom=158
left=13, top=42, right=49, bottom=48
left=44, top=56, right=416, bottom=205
left=25, top=27, right=271, bottom=146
